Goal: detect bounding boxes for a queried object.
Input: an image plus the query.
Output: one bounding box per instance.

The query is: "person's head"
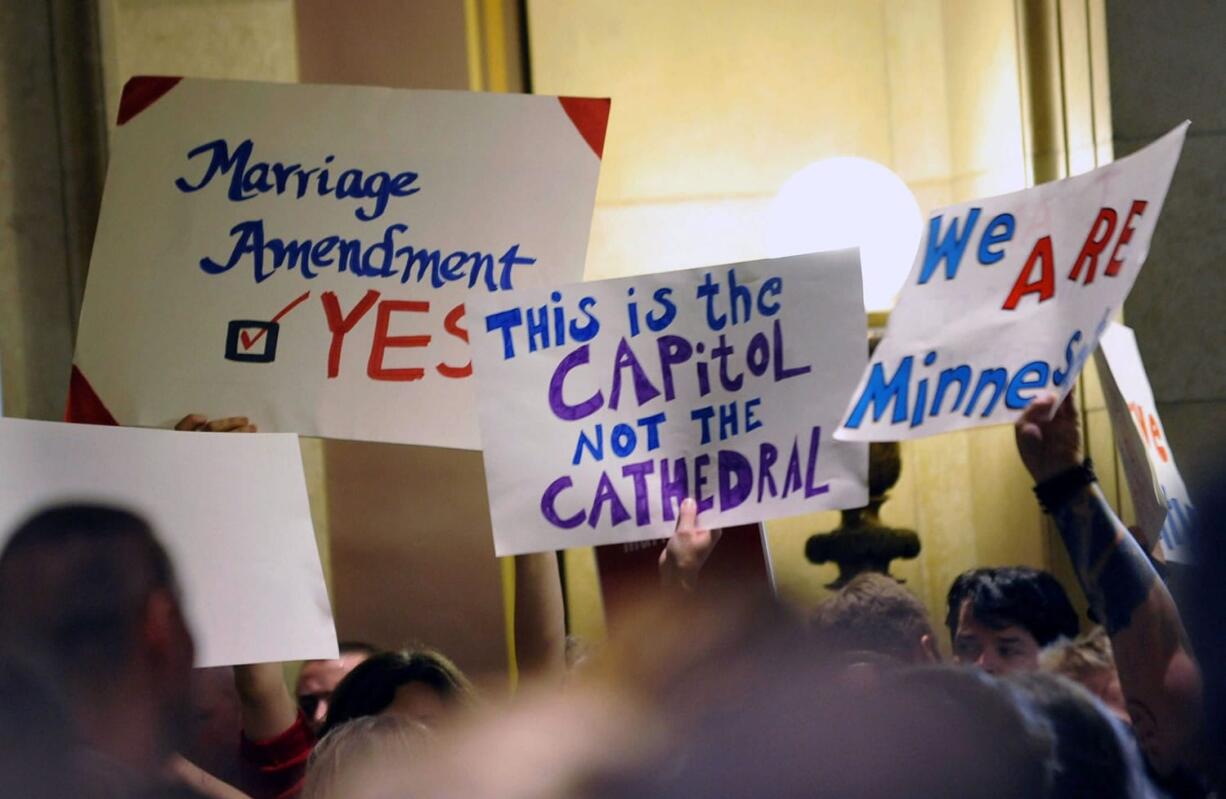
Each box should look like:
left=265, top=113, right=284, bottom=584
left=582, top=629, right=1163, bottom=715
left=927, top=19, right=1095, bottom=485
left=0, top=655, right=81, bottom=799
left=586, top=663, right=1055, bottom=799
left=1007, top=671, right=1158, bottom=799
left=811, top=572, right=940, bottom=666
left=946, top=567, right=1079, bottom=675
left=0, top=504, right=195, bottom=765
left=320, top=648, right=473, bottom=737
left=296, top=641, right=376, bottom=731
left=1040, top=626, right=1128, bottom=725
left=302, top=714, right=431, bottom=799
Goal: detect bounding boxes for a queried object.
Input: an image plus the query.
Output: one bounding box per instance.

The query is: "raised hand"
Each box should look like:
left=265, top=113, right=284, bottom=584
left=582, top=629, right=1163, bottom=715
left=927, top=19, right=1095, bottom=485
left=1014, top=391, right=1081, bottom=483
left=659, top=497, right=722, bottom=592
left=1018, top=394, right=1201, bottom=775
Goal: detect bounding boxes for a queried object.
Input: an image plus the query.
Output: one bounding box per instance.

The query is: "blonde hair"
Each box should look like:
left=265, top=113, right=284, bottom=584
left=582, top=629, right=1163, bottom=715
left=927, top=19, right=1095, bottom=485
left=1040, top=626, right=1115, bottom=680
left=302, top=714, right=431, bottom=799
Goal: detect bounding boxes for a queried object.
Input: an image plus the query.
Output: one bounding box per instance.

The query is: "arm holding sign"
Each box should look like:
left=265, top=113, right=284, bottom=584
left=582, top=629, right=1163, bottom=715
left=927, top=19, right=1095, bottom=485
left=513, top=553, right=567, bottom=683
left=234, top=661, right=314, bottom=799
left=659, top=498, right=722, bottom=593
left=172, top=415, right=310, bottom=784
left=1015, top=394, right=1202, bottom=774
left=233, top=661, right=299, bottom=743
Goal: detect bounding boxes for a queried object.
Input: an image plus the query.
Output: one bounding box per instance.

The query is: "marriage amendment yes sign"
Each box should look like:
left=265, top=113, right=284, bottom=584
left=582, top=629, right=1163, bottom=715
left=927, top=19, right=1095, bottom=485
left=470, top=251, right=869, bottom=556
left=70, top=77, right=609, bottom=448
left=837, top=123, right=1188, bottom=441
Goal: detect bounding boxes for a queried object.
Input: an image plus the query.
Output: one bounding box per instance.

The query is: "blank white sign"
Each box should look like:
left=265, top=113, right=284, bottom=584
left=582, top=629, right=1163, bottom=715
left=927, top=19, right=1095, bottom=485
left=0, top=418, right=337, bottom=666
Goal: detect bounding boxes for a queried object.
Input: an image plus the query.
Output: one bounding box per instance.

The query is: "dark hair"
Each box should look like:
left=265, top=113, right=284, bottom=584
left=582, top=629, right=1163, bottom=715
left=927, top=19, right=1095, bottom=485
left=946, top=567, right=1080, bottom=647
left=338, top=641, right=378, bottom=657
left=811, top=572, right=934, bottom=664
left=1007, top=672, right=1154, bottom=799
left=320, top=648, right=472, bottom=737
left=0, top=504, right=179, bottom=689
left=588, top=662, right=1055, bottom=799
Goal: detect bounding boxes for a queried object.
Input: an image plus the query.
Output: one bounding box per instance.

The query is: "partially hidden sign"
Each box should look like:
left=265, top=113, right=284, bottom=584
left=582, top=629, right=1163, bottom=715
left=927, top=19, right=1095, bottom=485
left=596, top=524, right=776, bottom=627
left=470, top=251, right=869, bottom=556
left=0, top=419, right=336, bottom=667
left=837, top=123, right=1188, bottom=441
left=71, top=77, right=609, bottom=448
left=1096, top=323, right=1196, bottom=562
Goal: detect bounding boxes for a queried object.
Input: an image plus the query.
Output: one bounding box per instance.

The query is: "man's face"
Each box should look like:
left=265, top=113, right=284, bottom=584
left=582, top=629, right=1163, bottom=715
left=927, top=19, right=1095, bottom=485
left=951, top=600, right=1041, bottom=675
left=296, top=652, right=369, bottom=729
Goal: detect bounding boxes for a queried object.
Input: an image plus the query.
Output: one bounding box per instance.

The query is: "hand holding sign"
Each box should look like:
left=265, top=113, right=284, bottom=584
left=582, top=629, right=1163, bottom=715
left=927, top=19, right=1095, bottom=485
left=1014, top=392, right=1082, bottom=485
left=174, top=414, right=257, bottom=433
left=659, top=497, right=723, bottom=592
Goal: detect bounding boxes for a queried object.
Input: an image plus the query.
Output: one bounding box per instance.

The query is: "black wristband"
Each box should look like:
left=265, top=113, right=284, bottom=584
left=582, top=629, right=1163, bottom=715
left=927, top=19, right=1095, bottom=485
left=1034, top=458, right=1097, bottom=514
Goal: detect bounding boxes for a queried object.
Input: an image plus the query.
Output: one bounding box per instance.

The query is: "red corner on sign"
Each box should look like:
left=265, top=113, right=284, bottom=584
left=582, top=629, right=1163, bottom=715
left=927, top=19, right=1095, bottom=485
left=65, top=365, right=118, bottom=426
left=117, top=76, right=183, bottom=126
left=557, top=97, right=611, bottom=159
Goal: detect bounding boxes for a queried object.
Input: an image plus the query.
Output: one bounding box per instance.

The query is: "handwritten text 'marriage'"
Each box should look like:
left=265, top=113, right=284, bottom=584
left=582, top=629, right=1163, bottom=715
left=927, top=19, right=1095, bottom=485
left=174, top=138, right=420, bottom=222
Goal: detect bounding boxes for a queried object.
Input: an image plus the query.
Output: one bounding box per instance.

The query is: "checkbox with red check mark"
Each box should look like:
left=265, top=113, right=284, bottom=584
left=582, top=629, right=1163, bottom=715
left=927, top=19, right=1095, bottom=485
left=224, top=291, right=311, bottom=363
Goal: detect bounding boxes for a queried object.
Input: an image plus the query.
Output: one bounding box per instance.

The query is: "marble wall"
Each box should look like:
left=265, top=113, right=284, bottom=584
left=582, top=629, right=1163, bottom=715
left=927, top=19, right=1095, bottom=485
left=1107, top=1, right=1226, bottom=502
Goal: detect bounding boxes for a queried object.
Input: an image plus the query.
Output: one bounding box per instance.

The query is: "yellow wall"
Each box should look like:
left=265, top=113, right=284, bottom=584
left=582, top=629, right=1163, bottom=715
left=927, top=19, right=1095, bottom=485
left=528, top=0, right=1118, bottom=644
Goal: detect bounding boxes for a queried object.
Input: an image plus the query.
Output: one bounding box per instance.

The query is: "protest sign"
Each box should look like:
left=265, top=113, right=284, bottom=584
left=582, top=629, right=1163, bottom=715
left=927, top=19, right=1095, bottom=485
left=470, top=251, right=869, bottom=556
left=70, top=77, right=609, bottom=448
left=1096, top=323, right=1196, bottom=562
left=0, top=418, right=337, bottom=667
left=837, top=123, right=1188, bottom=441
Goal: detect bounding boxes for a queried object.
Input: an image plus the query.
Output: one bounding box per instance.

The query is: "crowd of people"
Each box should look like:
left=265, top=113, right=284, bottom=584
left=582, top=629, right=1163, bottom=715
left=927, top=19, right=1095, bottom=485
left=0, top=392, right=1221, bottom=798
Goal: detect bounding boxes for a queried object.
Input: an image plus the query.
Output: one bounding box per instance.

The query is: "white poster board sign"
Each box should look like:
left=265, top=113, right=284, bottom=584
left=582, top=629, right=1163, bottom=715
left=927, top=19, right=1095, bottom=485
left=471, top=251, right=869, bottom=556
left=837, top=123, right=1187, bottom=441
left=71, top=77, right=609, bottom=448
left=0, top=419, right=337, bottom=666
left=1096, top=323, right=1196, bottom=562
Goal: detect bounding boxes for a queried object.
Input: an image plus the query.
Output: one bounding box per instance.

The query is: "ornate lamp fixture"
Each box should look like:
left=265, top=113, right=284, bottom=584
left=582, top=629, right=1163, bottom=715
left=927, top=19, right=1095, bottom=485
left=804, top=439, right=920, bottom=588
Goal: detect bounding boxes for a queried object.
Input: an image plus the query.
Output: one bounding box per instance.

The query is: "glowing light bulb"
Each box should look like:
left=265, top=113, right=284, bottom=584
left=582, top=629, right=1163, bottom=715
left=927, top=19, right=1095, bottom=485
left=766, top=157, right=923, bottom=312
